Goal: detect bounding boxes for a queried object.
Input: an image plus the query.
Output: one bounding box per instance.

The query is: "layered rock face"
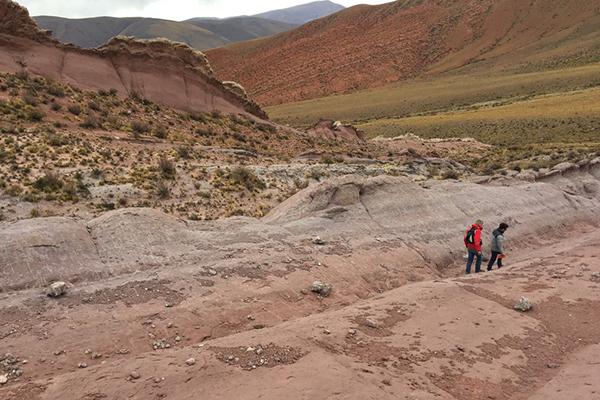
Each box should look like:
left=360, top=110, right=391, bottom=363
left=306, top=119, right=366, bottom=142
left=0, top=0, right=266, bottom=118
left=2, top=159, right=599, bottom=291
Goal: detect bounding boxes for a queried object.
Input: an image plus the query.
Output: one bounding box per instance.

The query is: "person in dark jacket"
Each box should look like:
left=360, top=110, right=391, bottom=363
left=487, top=223, right=509, bottom=271
left=465, top=220, right=484, bottom=274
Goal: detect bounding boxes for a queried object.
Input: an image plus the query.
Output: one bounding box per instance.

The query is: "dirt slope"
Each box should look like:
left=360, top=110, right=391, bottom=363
left=206, top=0, right=600, bottom=105
left=1, top=162, right=599, bottom=399
left=0, top=0, right=265, bottom=118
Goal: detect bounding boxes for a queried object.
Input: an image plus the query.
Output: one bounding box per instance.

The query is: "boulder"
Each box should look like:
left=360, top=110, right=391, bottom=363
left=47, top=281, right=67, bottom=297
left=311, top=281, right=332, bottom=297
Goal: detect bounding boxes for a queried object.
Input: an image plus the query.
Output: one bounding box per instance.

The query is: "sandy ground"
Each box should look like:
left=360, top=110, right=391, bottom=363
left=1, top=221, right=599, bottom=400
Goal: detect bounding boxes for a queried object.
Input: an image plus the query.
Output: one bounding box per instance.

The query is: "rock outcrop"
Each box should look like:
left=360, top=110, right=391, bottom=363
left=306, top=119, right=366, bottom=142
left=0, top=0, right=266, bottom=119
left=2, top=161, right=600, bottom=291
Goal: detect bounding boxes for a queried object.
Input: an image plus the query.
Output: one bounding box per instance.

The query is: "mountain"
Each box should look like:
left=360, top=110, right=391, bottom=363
left=186, top=16, right=296, bottom=43
left=206, top=0, right=600, bottom=106
left=34, top=15, right=296, bottom=50
left=34, top=16, right=229, bottom=49
left=254, top=0, right=345, bottom=25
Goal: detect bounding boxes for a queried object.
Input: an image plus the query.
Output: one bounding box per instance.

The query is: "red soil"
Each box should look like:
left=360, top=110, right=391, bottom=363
left=206, top=0, right=600, bottom=106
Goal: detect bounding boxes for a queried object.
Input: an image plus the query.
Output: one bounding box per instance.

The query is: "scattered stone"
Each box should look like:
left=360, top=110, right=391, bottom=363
left=47, top=281, right=68, bottom=298
left=167, top=323, right=173, bottom=328
left=129, top=371, right=141, bottom=380
left=547, top=363, right=561, bottom=369
left=312, top=236, right=325, bottom=245
left=514, top=297, right=533, bottom=312
left=152, top=339, right=171, bottom=350
left=364, top=318, right=379, bottom=329
left=591, top=272, right=600, bottom=280
left=382, top=379, right=392, bottom=386
left=185, top=358, right=196, bottom=366
left=78, top=362, right=88, bottom=369
left=175, top=336, right=182, bottom=342
left=246, top=315, right=255, bottom=321
left=0, top=374, right=8, bottom=385
left=310, top=281, right=333, bottom=297
left=347, top=329, right=357, bottom=336
left=91, top=352, right=102, bottom=359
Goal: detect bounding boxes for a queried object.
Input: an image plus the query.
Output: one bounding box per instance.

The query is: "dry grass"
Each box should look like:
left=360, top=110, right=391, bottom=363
left=358, top=87, right=600, bottom=145
left=267, top=64, right=600, bottom=128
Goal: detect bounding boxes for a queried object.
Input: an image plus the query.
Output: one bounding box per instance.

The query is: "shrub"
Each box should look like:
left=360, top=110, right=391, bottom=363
left=47, top=83, right=65, bottom=97
left=228, top=166, right=265, bottom=191
left=154, top=126, right=168, bottom=139
left=22, top=93, right=38, bottom=106
left=80, top=113, right=101, bottom=129
left=33, top=172, right=63, bottom=192
left=232, top=132, right=247, bottom=142
left=177, top=145, right=192, bottom=159
left=131, top=120, right=150, bottom=136
left=50, top=102, right=62, bottom=112
left=195, top=126, right=214, bottom=137
left=91, top=168, right=103, bottom=179
left=68, top=104, right=82, bottom=115
left=441, top=170, right=460, bottom=180
left=24, top=106, right=45, bottom=122
left=88, top=100, right=101, bottom=111
left=157, top=157, right=176, bottom=179
left=156, top=180, right=171, bottom=199
left=46, top=133, right=69, bottom=147
left=189, top=112, right=208, bottom=123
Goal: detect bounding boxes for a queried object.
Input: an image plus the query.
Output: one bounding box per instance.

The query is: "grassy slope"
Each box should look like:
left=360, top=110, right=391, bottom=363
left=267, top=63, right=600, bottom=172
left=267, top=64, right=600, bottom=128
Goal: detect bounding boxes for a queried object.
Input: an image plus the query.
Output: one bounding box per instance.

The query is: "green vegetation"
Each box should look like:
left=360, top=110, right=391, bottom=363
left=268, top=63, right=600, bottom=174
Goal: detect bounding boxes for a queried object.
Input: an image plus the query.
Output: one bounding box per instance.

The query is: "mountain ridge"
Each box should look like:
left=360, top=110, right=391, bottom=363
left=205, top=0, right=600, bottom=105
left=254, top=0, right=345, bottom=24
left=33, top=1, right=346, bottom=50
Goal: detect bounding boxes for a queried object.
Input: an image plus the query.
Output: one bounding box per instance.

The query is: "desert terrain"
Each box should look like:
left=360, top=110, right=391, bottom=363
left=1, top=0, right=600, bottom=399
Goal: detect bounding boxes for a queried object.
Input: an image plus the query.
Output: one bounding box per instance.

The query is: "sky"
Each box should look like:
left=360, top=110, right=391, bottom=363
left=19, top=0, right=389, bottom=20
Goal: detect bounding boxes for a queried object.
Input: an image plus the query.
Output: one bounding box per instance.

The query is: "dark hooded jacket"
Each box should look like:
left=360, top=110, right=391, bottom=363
left=491, top=228, right=505, bottom=253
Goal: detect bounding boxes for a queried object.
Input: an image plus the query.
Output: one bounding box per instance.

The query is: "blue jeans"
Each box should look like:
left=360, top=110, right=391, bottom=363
left=466, top=249, right=482, bottom=274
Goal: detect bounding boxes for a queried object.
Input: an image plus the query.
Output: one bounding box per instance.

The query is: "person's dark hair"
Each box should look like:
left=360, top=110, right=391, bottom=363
left=499, top=223, right=509, bottom=231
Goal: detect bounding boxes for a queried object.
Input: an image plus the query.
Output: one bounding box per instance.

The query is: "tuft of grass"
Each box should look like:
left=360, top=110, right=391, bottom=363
left=80, top=113, right=101, bottom=129
left=228, top=166, right=265, bottom=191
left=157, top=157, right=176, bottom=179
left=156, top=180, right=171, bottom=199
left=33, top=172, right=63, bottom=192
left=68, top=104, right=82, bottom=116
left=131, top=120, right=150, bottom=136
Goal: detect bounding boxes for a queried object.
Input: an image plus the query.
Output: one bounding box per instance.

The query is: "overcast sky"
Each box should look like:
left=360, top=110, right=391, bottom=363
left=19, top=0, right=389, bottom=20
